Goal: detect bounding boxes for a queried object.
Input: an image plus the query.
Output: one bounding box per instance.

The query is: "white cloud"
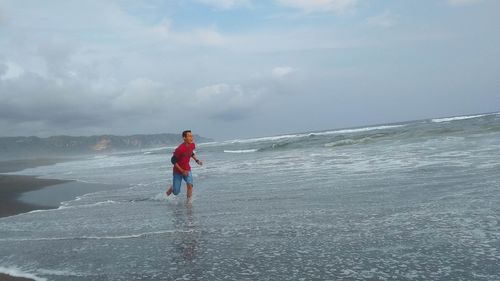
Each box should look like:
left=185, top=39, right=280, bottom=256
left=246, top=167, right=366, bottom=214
left=195, top=0, right=251, bottom=10
left=272, top=66, right=296, bottom=78
left=447, top=0, right=482, bottom=6
left=150, top=19, right=228, bottom=47
left=111, top=78, right=171, bottom=114
left=365, top=11, right=399, bottom=28
left=193, top=83, right=262, bottom=120
left=276, top=0, right=358, bottom=14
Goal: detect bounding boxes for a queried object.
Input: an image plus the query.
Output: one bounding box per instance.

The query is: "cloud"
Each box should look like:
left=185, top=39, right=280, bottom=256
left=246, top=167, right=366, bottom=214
left=365, top=11, right=399, bottom=28
left=0, top=72, right=106, bottom=126
left=447, top=0, right=483, bottom=6
left=192, top=83, right=263, bottom=120
left=0, top=7, right=6, bottom=25
left=276, top=0, right=358, bottom=14
left=36, top=40, right=79, bottom=77
left=0, top=62, right=7, bottom=77
left=0, top=62, right=24, bottom=80
left=111, top=78, right=172, bottom=114
left=272, top=66, right=296, bottom=78
left=0, top=67, right=181, bottom=136
left=195, top=0, right=251, bottom=10
left=150, top=19, right=228, bottom=47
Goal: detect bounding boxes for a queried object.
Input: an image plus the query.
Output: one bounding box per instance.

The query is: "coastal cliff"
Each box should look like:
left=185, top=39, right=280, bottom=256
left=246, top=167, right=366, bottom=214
left=0, top=133, right=212, bottom=159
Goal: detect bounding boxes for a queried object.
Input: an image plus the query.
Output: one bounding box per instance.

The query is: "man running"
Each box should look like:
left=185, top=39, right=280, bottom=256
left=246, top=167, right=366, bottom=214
left=166, top=130, right=203, bottom=201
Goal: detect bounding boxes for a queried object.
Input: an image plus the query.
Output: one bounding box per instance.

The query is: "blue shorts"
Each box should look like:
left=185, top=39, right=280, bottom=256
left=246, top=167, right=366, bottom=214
left=172, top=171, right=193, bottom=195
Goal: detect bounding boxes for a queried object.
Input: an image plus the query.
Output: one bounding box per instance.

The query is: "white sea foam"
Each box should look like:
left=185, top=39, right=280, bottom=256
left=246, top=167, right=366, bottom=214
left=0, top=230, right=192, bottom=242
left=324, top=139, right=360, bottom=147
left=431, top=114, right=488, bottom=123
left=16, top=200, right=119, bottom=216
left=58, top=200, right=118, bottom=210
left=222, top=125, right=405, bottom=145
left=224, top=134, right=301, bottom=144
left=151, top=192, right=169, bottom=201
left=36, top=268, right=86, bottom=278
left=0, top=266, right=47, bottom=281
left=224, top=149, right=259, bottom=153
left=198, top=141, right=219, bottom=146
left=315, top=125, right=405, bottom=135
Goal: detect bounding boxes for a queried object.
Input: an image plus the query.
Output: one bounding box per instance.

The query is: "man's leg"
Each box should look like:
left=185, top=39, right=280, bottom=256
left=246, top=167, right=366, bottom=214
left=185, top=171, right=194, bottom=201
left=186, top=184, right=193, bottom=200
left=167, top=173, right=182, bottom=196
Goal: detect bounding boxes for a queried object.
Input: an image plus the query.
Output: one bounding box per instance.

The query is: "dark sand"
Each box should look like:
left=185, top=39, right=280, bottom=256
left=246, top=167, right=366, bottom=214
left=0, top=159, right=73, bottom=281
left=0, top=158, right=107, bottom=281
left=0, top=174, right=70, bottom=218
left=1, top=157, right=122, bottom=219
left=0, top=158, right=73, bottom=173
left=0, top=273, right=35, bottom=281
left=0, top=158, right=83, bottom=218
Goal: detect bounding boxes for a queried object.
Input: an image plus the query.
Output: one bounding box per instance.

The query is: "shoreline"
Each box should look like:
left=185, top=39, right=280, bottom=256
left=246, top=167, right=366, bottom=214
left=0, top=158, right=112, bottom=281
left=0, top=174, right=71, bottom=218
left=0, top=158, right=75, bottom=219
left=0, top=158, right=123, bottom=219
left=0, top=158, right=73, bottom=281
left=0, top=273, right=36, bottom=281
left=0, top=158, right=75, bottom=174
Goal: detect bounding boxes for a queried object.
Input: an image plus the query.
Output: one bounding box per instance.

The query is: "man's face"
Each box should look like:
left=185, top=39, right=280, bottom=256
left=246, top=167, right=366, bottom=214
left=184, top=132, right=194, bottom=144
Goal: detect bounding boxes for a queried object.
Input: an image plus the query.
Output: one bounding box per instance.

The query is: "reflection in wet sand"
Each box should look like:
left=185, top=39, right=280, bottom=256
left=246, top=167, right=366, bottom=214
left=172, top=202, right=198, bottom=263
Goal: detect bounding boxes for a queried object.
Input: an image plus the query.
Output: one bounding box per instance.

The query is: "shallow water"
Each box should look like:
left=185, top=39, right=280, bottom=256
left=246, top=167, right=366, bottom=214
left=1, top=113, right=499, bottom=280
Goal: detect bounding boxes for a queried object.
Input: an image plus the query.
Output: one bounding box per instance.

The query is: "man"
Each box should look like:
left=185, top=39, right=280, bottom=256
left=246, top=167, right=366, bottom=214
left=166, top=130, right=203, bottom=201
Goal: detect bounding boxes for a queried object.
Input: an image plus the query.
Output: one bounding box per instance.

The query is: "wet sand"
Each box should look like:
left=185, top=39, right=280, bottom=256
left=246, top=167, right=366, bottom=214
left=0, top=158, right=81, bottom=218
left=0, top=174, right=71, bottom=218
left=0, top=273, right=35, bottom=281
left=0, top=158, right=71, bottom=173
left=0, top=158, right=113, bottom=281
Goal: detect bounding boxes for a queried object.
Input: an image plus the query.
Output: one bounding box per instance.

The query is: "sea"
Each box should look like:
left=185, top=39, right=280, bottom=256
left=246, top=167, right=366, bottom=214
left=1, top=112, right=499, bottom=281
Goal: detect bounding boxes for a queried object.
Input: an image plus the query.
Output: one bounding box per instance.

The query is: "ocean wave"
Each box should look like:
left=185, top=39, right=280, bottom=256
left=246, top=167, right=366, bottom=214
left=221, top=125, right=405, bottom=146
left=318, top=125, right=405, bottom=135
left=224, top=134, right=302, bottom=144
left=224, top=149, right=259, bottom=154
left=0, top=266, right=47, bottom=281
left=324, top=137, right=372, bottom=147
left=431, top=114, right=488, bottom=123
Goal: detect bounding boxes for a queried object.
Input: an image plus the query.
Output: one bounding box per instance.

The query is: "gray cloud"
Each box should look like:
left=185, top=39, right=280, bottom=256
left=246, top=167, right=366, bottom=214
left=191, top=83, right=263, bottom=120
left=0, top=0, right=499, bottom=140
left=0, top=62, right=7, bottom=77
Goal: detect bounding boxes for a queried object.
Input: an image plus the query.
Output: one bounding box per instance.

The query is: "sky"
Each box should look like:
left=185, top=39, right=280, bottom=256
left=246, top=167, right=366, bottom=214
left=0, top=0, right=499, bottom=140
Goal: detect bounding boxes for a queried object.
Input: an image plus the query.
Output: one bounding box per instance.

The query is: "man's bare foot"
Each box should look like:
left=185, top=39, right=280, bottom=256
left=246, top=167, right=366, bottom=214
left=166, top=186, right=173, bottom=196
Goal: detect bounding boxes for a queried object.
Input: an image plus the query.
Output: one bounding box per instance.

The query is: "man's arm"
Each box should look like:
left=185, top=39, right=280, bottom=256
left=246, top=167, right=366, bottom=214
left=174, top=162, right=188, bottom=174
left=191, top=153, right=203, bottom=165
left=171, top=151, right=189, bottom=175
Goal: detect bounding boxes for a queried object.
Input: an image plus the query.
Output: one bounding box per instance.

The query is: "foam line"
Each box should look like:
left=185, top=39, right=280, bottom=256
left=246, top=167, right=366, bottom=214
left=432, top=114, right=488, bottom=123
left=0, top=267, right=47, bottom=281
left=0, top=229, right=194, bottom=242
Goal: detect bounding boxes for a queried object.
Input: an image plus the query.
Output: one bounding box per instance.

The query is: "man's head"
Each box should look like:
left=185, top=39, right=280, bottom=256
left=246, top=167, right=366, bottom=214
left=182, top=130, right=194, bottom=144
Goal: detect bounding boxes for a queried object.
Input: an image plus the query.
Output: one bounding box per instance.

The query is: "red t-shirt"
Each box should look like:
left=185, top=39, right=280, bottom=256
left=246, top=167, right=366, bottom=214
left=172, top=142, right=195, bottom=174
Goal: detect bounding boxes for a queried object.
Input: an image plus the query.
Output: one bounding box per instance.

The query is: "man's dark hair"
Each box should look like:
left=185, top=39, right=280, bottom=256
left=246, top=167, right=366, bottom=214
left=182, top=130, right=192, bottom=138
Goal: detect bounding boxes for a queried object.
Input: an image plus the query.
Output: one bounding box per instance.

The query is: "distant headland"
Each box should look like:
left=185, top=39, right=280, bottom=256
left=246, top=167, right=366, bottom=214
left=0, top=133, right=213, bottom=160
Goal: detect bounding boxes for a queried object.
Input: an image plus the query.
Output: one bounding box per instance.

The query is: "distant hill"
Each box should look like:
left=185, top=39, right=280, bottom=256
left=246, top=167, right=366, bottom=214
left=0, top=133, right=212, bottom=160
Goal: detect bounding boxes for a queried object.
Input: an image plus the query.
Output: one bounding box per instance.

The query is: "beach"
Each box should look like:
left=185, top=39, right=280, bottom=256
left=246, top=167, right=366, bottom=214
left=0, top=113, right=499, bottom=280
left=0, top=160, right=69, bottom=280
left=0, top=158, right=113, bottom=281
left=0, top=174, right=69, bottom=218
left=0, top=158, right=83, bottom=218
left=0, top=273, right=34, bottom=281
